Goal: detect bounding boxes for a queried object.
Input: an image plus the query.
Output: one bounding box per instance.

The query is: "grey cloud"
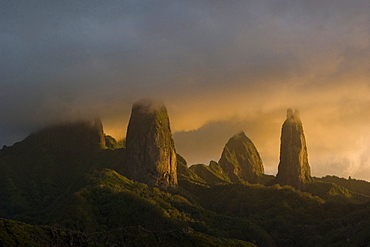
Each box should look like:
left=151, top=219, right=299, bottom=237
left=0, top=1, right=369, bottom=180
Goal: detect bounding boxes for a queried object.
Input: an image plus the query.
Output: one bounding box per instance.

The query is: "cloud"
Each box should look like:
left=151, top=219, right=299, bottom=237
left=0, top=1, right=369, bottom=180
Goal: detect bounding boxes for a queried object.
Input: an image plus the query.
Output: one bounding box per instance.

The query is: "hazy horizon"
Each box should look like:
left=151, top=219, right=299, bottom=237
left=1, top=1, right=369, bottom=181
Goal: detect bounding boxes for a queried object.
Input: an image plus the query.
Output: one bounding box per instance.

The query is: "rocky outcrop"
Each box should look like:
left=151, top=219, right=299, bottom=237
left=176, top=154, right=206, bottom=185
left=104, top=135, right=124, bottom=149
left=189, top=161, right=231, bottom=185
left=125, top=100, right=177, bottom=188
left=218, top=131, right=264, bottom=183
left=275, top=109, right=312, bottom=189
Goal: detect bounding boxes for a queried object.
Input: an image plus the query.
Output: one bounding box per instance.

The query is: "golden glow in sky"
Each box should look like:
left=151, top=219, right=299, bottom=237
left=1, top=1, right=369, bottom=180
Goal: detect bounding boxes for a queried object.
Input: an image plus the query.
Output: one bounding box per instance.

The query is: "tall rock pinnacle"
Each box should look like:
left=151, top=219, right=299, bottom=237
left=125, top=100, right=177, bottom=188
left=219, top=131, right=264, bottom=183
left=275, top=108, right=312, bottom=189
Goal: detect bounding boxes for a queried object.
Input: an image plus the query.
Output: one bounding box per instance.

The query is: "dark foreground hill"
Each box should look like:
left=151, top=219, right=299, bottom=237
left=178, top=178, right=370, bottom=247
left=0, top=118, right=369, bottom=247
left=0, top=218, right=257, bottom=247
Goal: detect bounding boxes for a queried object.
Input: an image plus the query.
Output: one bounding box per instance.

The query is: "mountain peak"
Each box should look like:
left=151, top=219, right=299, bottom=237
left=218, top=131, right=264, bottom=183
left=125, top=100, right=177, bottom=188
left=20, top=120, right=107, bottom=153
left=275, top=108, right=312, bottom=189
left=234, top=131, right=247, bottom=139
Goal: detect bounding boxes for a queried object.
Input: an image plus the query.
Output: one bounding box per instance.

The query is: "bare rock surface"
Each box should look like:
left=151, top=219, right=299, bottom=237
left=219, top=131, right=264, bottom=183
left=275, top=109, right=312, bottom=189
left=125, top=100, right=177, bottom=187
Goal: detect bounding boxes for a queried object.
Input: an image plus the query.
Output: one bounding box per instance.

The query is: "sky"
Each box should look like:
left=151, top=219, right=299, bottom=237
left=1, top=0, right=369, bottom=181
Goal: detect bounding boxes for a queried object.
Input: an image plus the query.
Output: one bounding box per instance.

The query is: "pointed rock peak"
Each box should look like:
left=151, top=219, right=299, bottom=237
left=219, top=131, right=264, bottom=183
left=125, top=99, right=177, bottom=188
left=233, top=131, right=247, bottom=139
left=275, top=108, right=312, bottom=189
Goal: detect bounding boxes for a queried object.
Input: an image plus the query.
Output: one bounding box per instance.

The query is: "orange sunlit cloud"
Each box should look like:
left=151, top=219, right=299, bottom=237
left=1, top=1, right=369, bottom=180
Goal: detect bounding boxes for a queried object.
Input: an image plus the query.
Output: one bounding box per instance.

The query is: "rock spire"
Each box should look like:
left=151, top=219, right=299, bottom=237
left=275, top=108, right=312, bottom=189
left=219, top=131, right=264, bottom=183
left=125, top=99, right=177, bottom=188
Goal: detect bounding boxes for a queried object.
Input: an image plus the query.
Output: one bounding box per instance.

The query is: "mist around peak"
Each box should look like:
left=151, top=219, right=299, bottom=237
left=286, top=108, right=301, bottom=122
left=132, top=98, right=166, bottom=114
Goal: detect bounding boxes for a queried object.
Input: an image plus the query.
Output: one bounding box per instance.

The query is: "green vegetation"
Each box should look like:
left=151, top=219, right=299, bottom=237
left=177, top=154, right=207, bottom=186
left=0, top=218, right=258, bottom=247
left=317, top=175, right=370, bottom=196
left=306, top=181, right=369, bottom=203
left=65, top=169, right=274, bottom=246
left=179, top=180, right=370, bottom=247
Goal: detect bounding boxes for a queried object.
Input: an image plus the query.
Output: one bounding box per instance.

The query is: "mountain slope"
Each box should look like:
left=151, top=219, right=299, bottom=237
left=176, top=154, right=207, bottom=186
left=189, top=161, right=231, bottom=185
left=180, top=181, right=370, bottom=247
left=64, top=168, right=275, bottom=246
left=306, top=181, right=370, bottom=203
left=0, top=121, right=108, bottom=219
left=317, top=175, right=370, bottom=197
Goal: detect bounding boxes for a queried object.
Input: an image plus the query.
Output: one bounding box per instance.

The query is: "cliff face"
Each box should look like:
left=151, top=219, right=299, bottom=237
left=93, top=118, right=106, bottom=146
left=125, top=100, right=177, bottom=188
left=275, top=109, right=312, bottom=189
left=218, top=131, right=264, bottom=183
